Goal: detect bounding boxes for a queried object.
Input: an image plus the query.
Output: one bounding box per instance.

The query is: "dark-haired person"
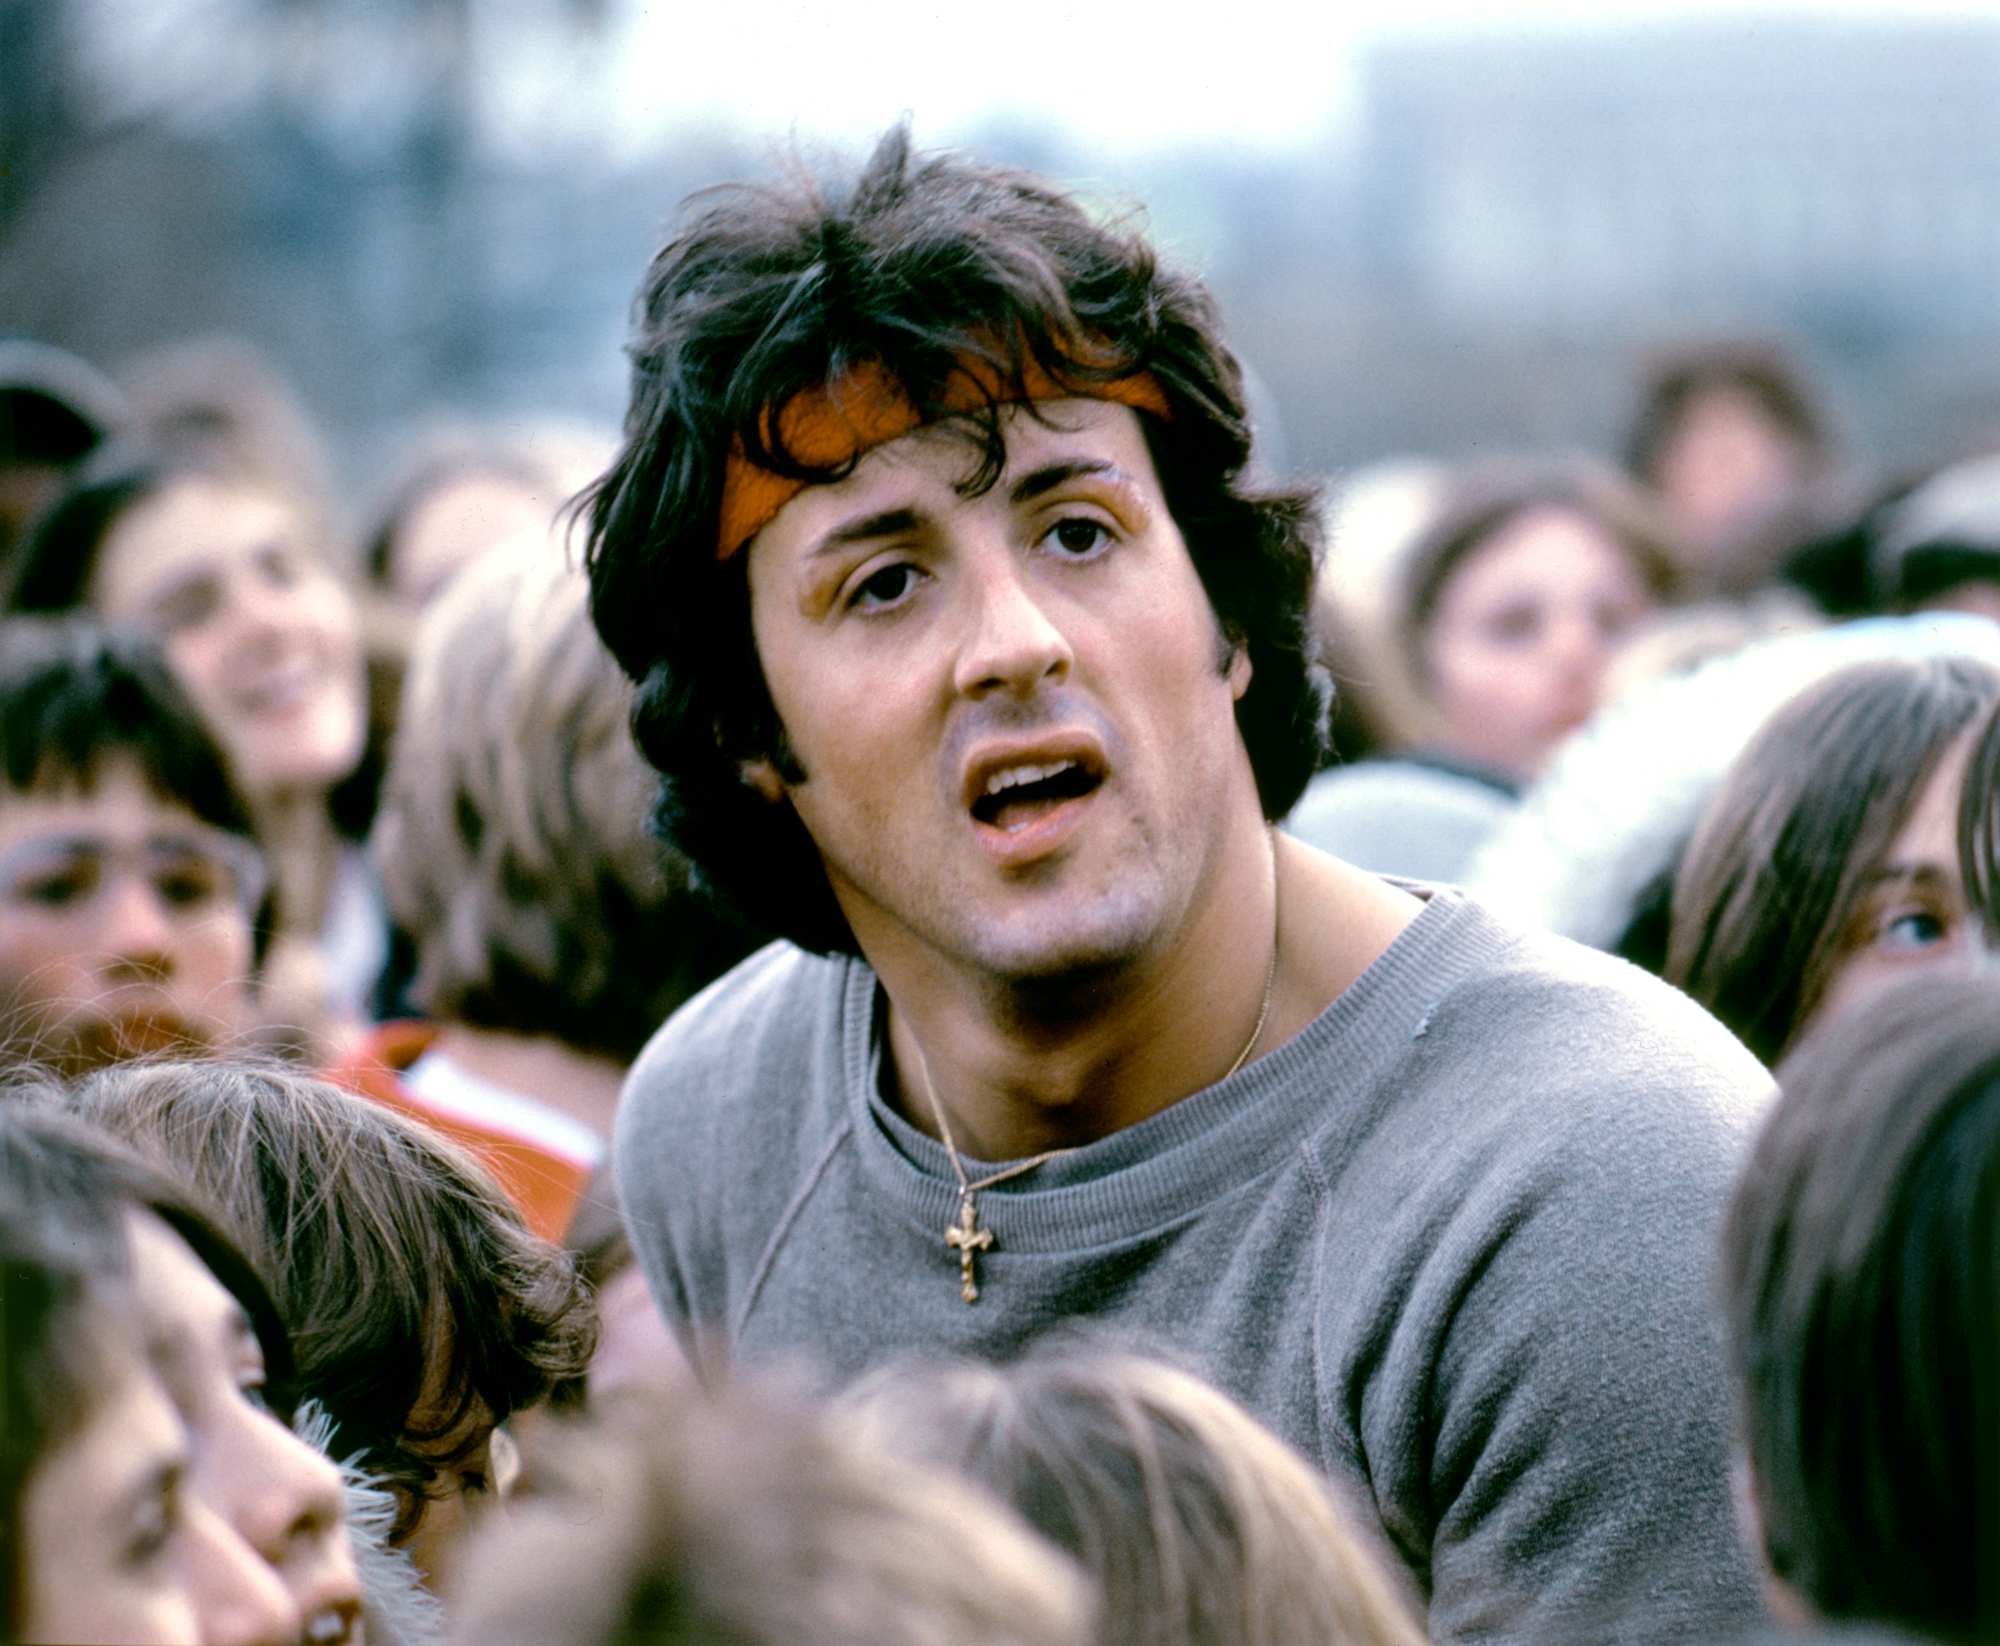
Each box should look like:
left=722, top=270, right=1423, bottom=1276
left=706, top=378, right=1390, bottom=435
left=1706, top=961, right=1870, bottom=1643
left=1668, top=654, right=2000, bottom=1067
left=1, top=1098, right=362, bottom=1645
left=0, top=618, right=263, bottom=1073
left=1721, top=972, right=2000, bottom=1640
left=0, top=338, right=124, bottom=571
left=68, top=1058, right=597, bottom=1598
left=1865, top=450, right=2000, bottom=622
left=1625, top=337, right=1839, bottom=588
left=586, top=126, right=1772, bottom=1643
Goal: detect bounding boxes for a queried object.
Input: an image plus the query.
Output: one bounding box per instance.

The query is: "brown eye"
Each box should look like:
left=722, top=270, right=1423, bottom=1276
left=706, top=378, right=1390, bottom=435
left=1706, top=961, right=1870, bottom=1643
left=1044, top=518, right=1109, bottom=557
left=17, top=864, right=97, bottom=908
left=850, top=563, right=921, bottom=610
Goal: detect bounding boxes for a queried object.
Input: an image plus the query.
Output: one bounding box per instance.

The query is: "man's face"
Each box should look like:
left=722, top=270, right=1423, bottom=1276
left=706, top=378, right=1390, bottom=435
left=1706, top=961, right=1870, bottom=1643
left=0, top=760, right=257, bottom=1073
left=745, top=399, right=1255, bottom=984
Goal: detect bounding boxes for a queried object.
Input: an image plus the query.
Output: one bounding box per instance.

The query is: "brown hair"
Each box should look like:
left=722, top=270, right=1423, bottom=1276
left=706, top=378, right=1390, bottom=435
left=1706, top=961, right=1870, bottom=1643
left=840, top=1344, right=1424, bottom=1646
left=65, top=1058, right=596, bottom=1537
left=447, top=1383, right=1093, bottom=1646
left=1624, top=338, right=1832, bottom=487
left=1667, top=655, right=2000, bottom=1065
left=373, top=540, right=758, bottom=1061
left=1398, top=457, right=1681, bottom=689
left=1721, top=972, right=2000, bottom=1635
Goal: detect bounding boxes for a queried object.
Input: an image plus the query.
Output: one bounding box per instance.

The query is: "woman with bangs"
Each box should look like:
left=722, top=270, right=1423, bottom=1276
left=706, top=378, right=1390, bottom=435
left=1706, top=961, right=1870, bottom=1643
left=0, top=1099, right=361, bottom=1646
left=1666, top=653, right=2000, bottom=1067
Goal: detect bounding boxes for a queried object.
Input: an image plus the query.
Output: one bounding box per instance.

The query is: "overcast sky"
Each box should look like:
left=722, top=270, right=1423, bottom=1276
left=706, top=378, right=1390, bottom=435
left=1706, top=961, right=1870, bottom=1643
left=613, top=0, right=2000, bottom=155
left=67, top=0, right=2000, bottom=166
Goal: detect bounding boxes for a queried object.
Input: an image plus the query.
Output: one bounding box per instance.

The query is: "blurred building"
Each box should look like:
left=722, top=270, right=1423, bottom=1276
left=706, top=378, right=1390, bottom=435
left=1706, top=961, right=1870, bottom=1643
left=6, top=5, right=2000, bottom=499
left=1359, top=23, right=2000, bottom=345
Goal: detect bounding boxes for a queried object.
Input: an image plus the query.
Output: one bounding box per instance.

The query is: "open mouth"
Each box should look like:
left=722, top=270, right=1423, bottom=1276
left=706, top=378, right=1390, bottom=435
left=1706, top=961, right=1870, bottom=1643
left=970, top=758, right=1102, bottom=833
left=237, top=662, right=325, bottom=717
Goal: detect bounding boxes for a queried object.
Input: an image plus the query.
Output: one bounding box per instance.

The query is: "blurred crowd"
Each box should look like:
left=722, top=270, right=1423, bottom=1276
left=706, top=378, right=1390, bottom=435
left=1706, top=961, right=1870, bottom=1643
left=5, top=123, right=2000, bottom=1646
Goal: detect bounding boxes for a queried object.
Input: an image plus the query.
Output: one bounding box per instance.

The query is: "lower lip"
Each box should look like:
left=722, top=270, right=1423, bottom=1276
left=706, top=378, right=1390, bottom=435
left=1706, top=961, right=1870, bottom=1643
left=972, top=789, right=1097, bottom=869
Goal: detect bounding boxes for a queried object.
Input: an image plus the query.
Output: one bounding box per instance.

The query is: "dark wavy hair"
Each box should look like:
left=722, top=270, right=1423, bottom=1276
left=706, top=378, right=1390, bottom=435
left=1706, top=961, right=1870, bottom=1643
left=581, top=125, right=1328, bottom=955
left=0, top=617, right=255, bottom=835
left=1722, top=972, right=2000, bottom=1637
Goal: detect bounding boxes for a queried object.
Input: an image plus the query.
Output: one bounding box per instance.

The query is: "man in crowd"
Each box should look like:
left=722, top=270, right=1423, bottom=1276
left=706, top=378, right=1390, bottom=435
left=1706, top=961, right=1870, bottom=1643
left=586, top=127, right=1772, bottom=1643
left=0, top=618, right=260, bottom=1073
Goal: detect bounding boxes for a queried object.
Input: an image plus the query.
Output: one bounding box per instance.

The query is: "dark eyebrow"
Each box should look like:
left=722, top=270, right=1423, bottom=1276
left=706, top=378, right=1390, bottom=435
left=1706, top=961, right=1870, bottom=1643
left=805, top=460, right=1134, bottom=559
left=1865, top=862, right=1950, bottom=889
left=809, top=507, right=923, bottom=558
left=6, top=833, right=99, bottom=856
left=1008, top=459, right=1123, bottom=506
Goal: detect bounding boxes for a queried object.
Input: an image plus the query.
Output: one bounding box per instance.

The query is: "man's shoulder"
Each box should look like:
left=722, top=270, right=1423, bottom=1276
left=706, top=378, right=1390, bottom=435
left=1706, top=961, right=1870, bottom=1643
left=623, top=940, right=855, bottom=1118
left=1412, top=898, right=1774, bottom=1166
left=1325, top=887, right=1773, bottom=1162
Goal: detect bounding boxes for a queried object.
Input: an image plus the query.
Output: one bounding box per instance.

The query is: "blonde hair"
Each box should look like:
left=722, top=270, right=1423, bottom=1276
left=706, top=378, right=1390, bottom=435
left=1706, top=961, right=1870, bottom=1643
left=373, top=540, right=752, bottom=1059
left=447, top=1382, right=1093, bottom=1646
left=841, top=1345, right=1426, bottom=1646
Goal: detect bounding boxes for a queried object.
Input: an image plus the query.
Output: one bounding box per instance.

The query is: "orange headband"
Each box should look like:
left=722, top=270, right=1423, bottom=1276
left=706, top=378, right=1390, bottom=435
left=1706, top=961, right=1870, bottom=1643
left=715, top=356, right=1170, bottom=559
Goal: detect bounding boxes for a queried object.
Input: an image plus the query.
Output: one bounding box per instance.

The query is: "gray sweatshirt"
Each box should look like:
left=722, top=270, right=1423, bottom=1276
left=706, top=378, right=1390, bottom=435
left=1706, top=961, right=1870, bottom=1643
left=615, top=886, right=1773, bottom=1644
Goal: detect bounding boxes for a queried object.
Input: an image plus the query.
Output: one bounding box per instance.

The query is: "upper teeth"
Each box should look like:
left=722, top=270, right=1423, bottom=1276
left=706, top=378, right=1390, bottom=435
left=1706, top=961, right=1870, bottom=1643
left=304, top=1608, right=349, bottom=1645
left=984, top=760, right=1075, bottom=797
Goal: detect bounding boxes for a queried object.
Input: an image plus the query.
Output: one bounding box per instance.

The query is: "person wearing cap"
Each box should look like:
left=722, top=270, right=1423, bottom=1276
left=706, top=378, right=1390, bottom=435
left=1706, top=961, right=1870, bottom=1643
left=583, top=126, right=1773, bottom=1644
left=1868, top=452, right=2000, bottom=621
left=0, top=338, right=125, bottom=566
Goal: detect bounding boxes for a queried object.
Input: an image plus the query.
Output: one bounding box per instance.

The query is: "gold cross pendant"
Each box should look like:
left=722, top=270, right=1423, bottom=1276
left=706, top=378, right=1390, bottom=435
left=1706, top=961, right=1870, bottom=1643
left=944, top=1192, right=995, bottom=1304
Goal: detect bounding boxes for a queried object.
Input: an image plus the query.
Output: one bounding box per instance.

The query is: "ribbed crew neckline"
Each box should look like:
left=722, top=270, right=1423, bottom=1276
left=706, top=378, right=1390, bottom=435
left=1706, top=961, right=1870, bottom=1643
left=846, top=884, right=1516, bottom=1251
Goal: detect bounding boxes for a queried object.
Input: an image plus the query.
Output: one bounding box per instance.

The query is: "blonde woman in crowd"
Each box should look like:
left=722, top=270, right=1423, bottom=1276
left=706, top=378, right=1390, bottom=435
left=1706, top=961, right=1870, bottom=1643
left=447, top=1383, right=1093, bottom=1646
left=842, top=1343, right=1428, bottom=1646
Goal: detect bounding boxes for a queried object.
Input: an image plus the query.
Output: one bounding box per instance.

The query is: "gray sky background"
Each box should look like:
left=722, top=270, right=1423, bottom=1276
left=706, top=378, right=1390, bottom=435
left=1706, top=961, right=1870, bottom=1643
left=70, top=0, right=2000, bottom=165
left=613, top=0, right=2000, bottom=155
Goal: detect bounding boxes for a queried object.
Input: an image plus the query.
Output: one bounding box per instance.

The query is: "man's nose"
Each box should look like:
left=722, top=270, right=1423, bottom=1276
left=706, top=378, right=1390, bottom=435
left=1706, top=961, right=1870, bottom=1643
left=951, top=551, right=1074, bottom=699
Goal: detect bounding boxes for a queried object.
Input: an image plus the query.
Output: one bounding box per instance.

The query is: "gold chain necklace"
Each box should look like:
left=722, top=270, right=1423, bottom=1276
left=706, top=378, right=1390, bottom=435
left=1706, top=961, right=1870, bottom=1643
left=912, top=915, right=1280, bottom=1305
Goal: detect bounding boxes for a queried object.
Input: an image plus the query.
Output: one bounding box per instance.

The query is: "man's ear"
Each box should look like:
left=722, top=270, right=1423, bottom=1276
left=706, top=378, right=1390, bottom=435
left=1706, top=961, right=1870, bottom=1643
left=1226, top=642, right=1253, bottom=703
left=738, top=757, right=787, bottom=803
